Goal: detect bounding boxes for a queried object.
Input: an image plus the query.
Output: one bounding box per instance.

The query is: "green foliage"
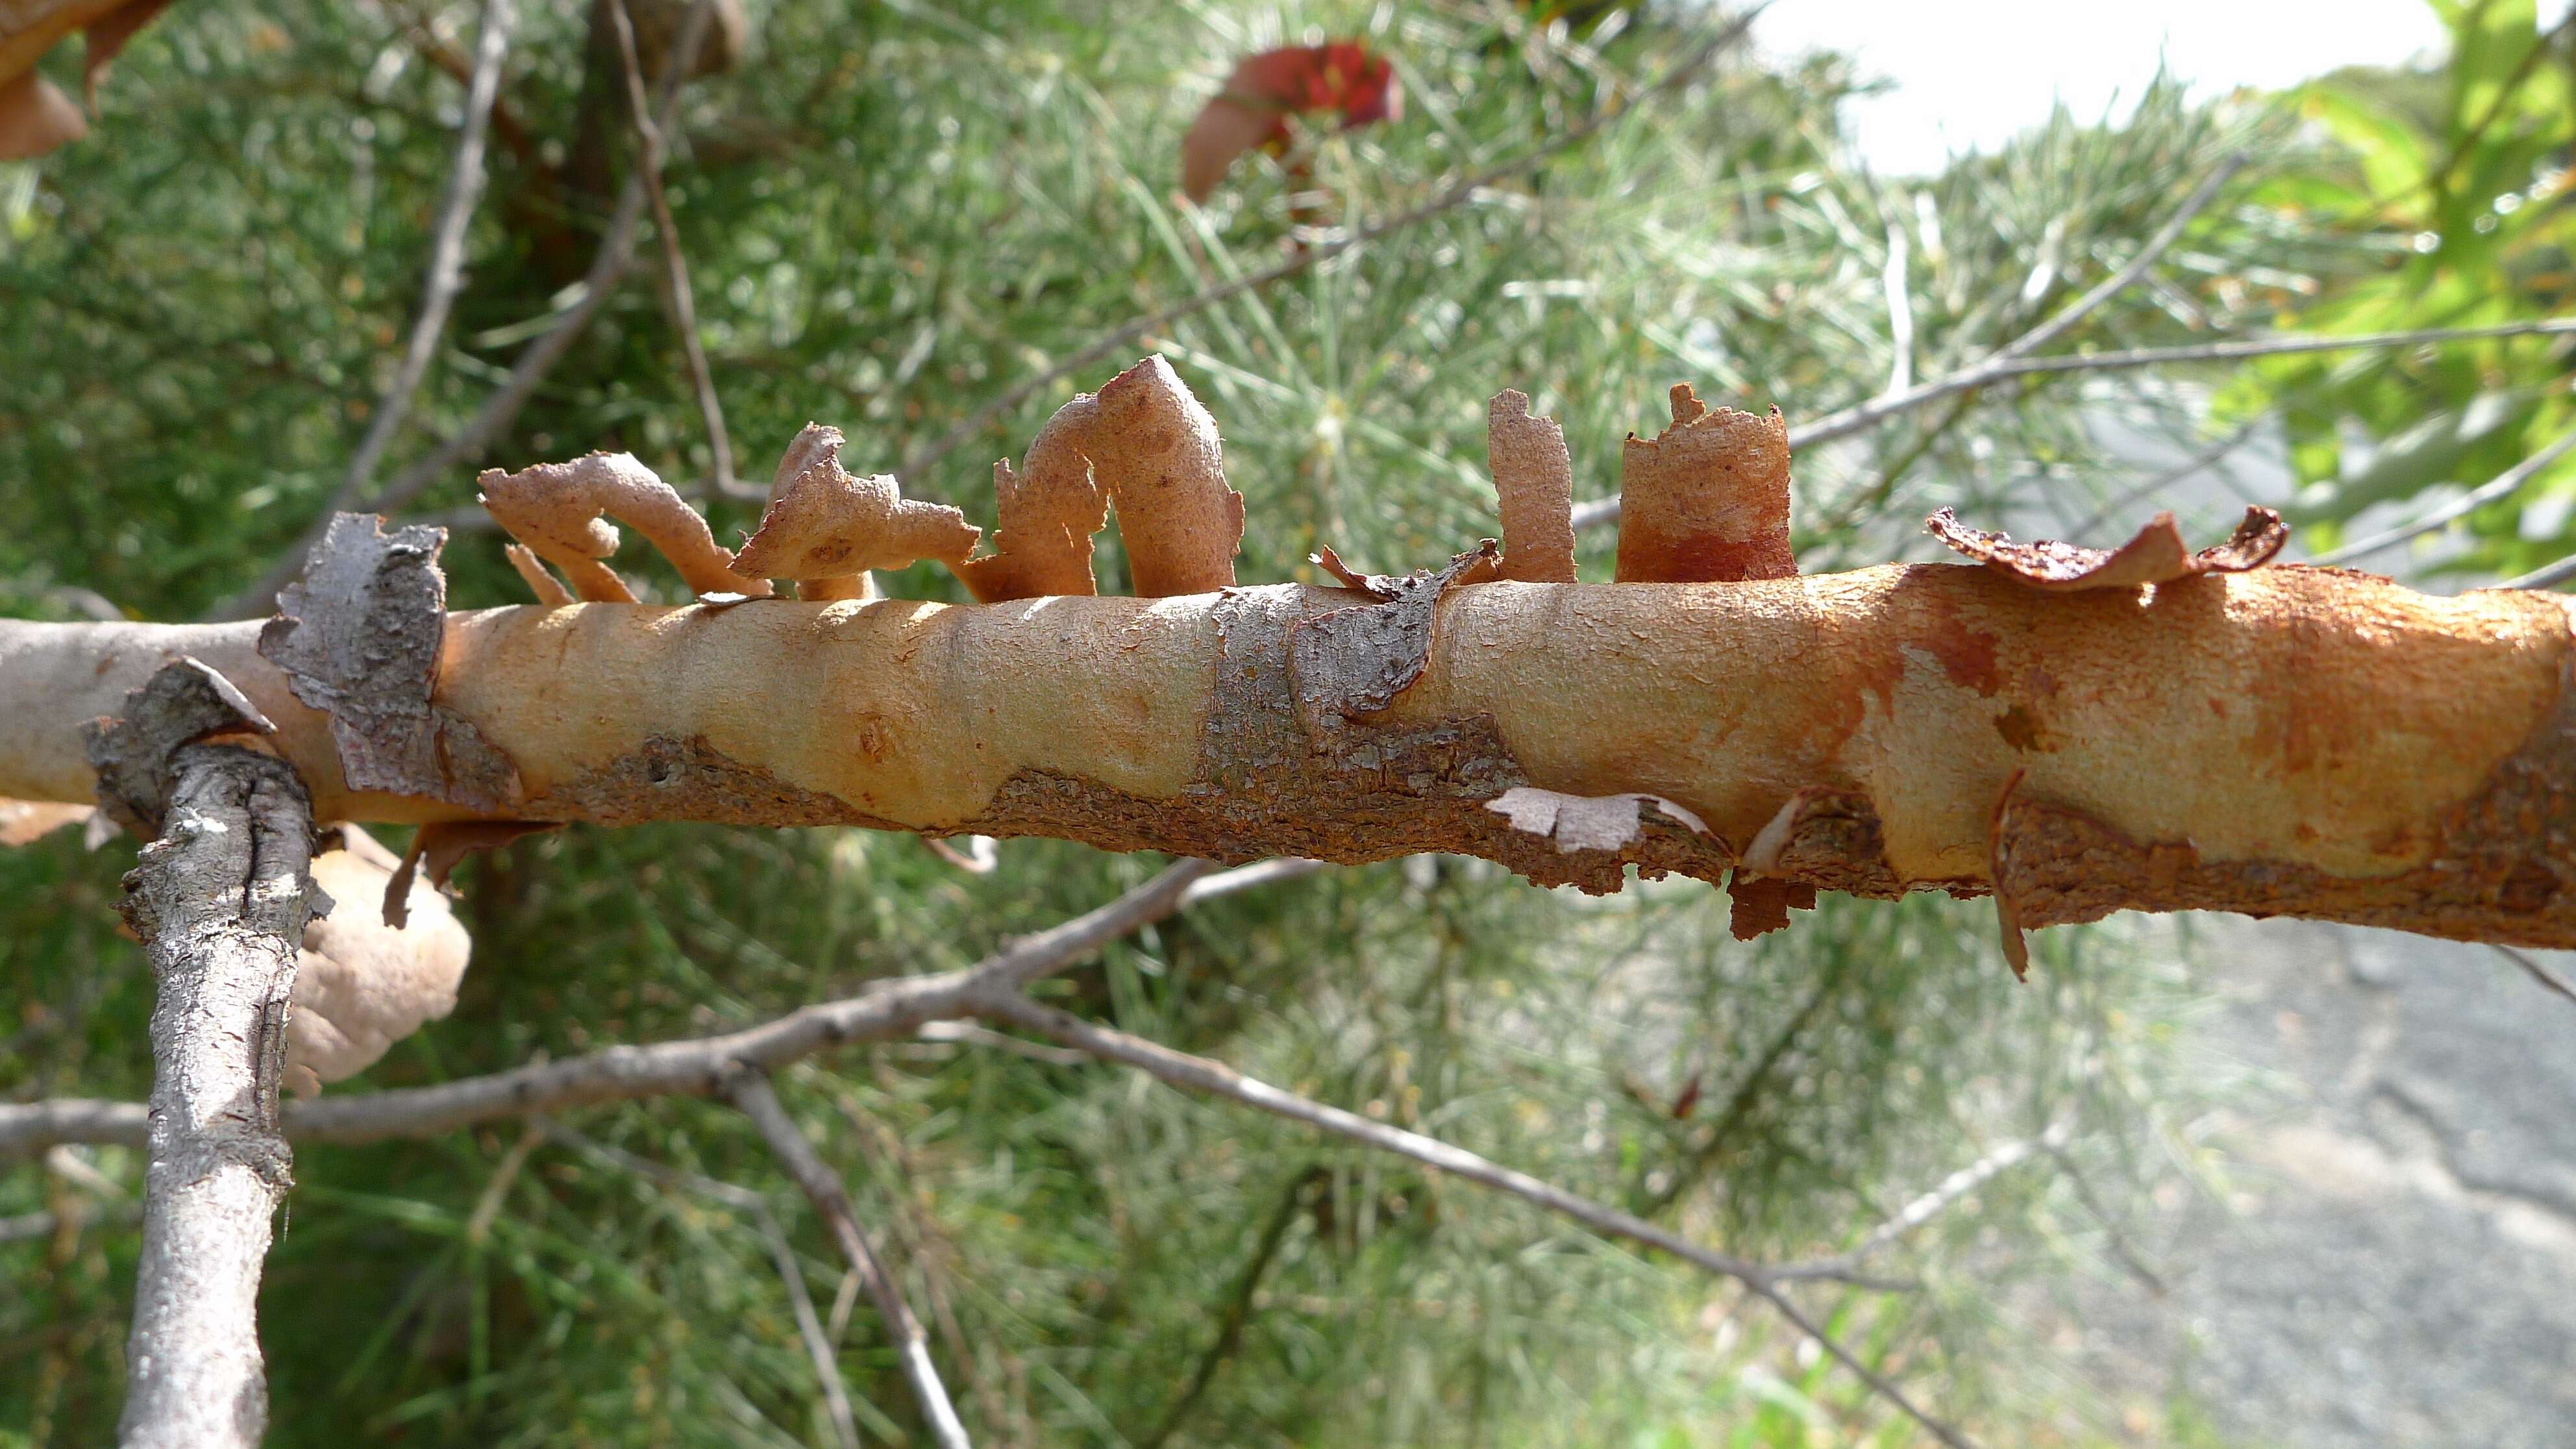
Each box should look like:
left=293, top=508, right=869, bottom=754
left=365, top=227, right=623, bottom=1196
left=2219, top=0, right=2575, bottom=576
left=0, top=1, right=2334, bottom=1444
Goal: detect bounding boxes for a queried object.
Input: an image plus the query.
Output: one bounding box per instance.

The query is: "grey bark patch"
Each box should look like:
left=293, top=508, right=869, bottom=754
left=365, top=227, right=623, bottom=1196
left=969, top=579, right=1737, bottom=895
left=1289, top=540, right=1500, bottom=729
left=257, top=513, right=520, bottom=811
left=533, top=733, right=910, bottom=829
left=80, top=656, right=277, bottom=838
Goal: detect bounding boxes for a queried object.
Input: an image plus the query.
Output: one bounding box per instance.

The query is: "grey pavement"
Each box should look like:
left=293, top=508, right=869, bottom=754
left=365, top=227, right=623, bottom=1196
left=2051, top=916, right=2576, bottom=1447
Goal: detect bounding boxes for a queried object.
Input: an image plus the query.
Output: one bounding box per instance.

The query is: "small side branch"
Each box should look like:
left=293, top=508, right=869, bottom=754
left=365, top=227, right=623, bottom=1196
left=967, top=991, right=1975, bottom=1448
left=114, top=745, right=319, bottom=1449
left=0, top=857, right=1294, bottom=1154
left=727, top=1071, right=971, bottom=1449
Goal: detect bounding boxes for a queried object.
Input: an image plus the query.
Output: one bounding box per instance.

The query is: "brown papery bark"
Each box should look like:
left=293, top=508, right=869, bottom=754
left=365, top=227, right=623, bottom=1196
left=4, top=562, right=2572, bottom=948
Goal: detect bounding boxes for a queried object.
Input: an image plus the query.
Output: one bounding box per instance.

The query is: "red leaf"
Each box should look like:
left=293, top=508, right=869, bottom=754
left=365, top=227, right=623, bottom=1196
left=1181, top=40, right=1400, bottom=201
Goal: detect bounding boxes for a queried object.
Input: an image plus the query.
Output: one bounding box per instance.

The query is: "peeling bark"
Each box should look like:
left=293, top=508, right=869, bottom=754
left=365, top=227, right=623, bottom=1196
left=1615, top=385, right=1794, bottom=584
left=5, top=558, right=2575, bottom=947
left=258, top=514, right=519, bottom=812
left=1928, top=506, right=2288, bottom=591
left=1486, top=391, right=1577, bottom=583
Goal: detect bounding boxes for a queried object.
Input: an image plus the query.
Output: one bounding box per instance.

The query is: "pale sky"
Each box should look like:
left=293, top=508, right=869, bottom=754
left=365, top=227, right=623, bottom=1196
left=1754, top=1, right=2455, bottom=174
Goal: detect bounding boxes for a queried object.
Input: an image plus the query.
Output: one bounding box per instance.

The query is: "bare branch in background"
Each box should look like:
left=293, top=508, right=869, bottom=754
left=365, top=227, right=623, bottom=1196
left=2310, top=427, right=2576, bottom=566
left=538, top=1120, right=862, bottom=1449
left=606, top=0, right=740, bottom=500
left=211, top=0, right=724, bottom=621
left=0, top=858, right=1267, bottom=1154
left=2490, top=943, right=2576, bottom=1009
left=1776, top=1121, right=2072, bottom=1281
left=1993, top=154, right=2247, bottom=363
left=729, top=1070, right=971, bottom=1449
left=966, top=990, right=1975, bottom=1448
left=896, top=7, right=1765, bottom=483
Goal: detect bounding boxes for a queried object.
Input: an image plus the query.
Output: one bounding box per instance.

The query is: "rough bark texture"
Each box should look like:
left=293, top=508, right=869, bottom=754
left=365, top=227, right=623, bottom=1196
left=114, top=744, right=317, bottom=1449
left=5, top=558, right=2575, bottom=947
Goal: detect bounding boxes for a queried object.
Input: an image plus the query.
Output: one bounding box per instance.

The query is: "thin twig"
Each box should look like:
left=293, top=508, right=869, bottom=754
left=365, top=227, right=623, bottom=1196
left=2490, top=943, right=2576, bottom=1009
left=896, top=7, right=1766, bottom=483
left=1775, top=1122, right=2070, bottom=1280
left=728, top=1070, right=971, bottom=1449
left=1141, top=1165, right=1321, bottom=1449
left=606, top=0, right=739, bottom=499
left=2503, top=551, right=2576, bottom=590
left=211, top=0, right=722, bottom=621
left=2040, top=1141, right=2168, bottom=1296
left=0, top=857, right=1261, bottom=1153
left=539, top=1120, right=861, bottom=1449
left=2309, top=425, right=2576, bottom=566
left=343, top=0, right=518, bottom=528
left=1993, top=155, right=2247, bottom=364
left=968, top=991, right=1974, bottom=1449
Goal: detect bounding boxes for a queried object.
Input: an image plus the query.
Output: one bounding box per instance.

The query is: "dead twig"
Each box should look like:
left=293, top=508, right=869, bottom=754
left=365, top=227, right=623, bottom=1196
left=1775, top=1121, right=2072, bottom=1281
left=727, top=1070, right=971, bottom=1449
left=2490, top=943, right=2576, bottom=1009
left=1, top=856, right=1295, bottom=1154
left=538, top=1120, right=862, bottom=1449
left=967, top=991, right=1974, bottom=1449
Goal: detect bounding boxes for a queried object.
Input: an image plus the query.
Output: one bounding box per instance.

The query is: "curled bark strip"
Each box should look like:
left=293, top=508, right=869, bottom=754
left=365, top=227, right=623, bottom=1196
left=478, top=451, right=769, bottom=602
left=1290, top=540, right=1501, bottom=727
left=382, top=819, right=558, bottom=928
left=1925, top=506, right=2288, bottom=593
left=290, top=832, right=474, bottom=1097
left=503, top=543, right=575, bottom=606
left=1990, top=769, right=2032, bottom=980
left=1487, top=391, right=1577, bottom=583
left=1740, top=789, right=1915, bottom=900
left=956, top=356, right=1243, bottom=602
left=80, top=656, right=275, bottom=839
left=1485, top=786, right=1712, bottom=853
left=1726, top=874, right=1816, bottom=941
left=731, top=424, right=980, bottom=601
left=1615, top=384, right=1794, bottom=584
left=114, top=743, right=317, bottom=1449
left=256, top=514, right=519, bottom=812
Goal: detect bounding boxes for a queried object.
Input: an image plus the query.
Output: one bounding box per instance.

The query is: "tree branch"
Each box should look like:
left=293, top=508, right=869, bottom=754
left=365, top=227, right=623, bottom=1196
left=965, top=989, right=1975, bottom=1448
left=2310, top=426, right=2576, bottom=567
left=0, top=858, right=1252, bottom=1154
left=537, top=1119, right=862, bottom=1449
left=1774, top=1121, right=2070, bottom=1281
left=728, top=1070, right=971, bottom=1449
left=113, top=744, right=319, bottom=1449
